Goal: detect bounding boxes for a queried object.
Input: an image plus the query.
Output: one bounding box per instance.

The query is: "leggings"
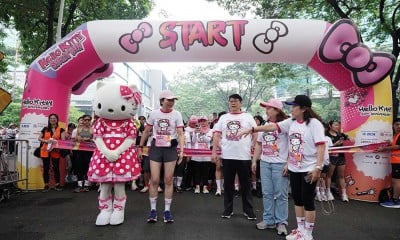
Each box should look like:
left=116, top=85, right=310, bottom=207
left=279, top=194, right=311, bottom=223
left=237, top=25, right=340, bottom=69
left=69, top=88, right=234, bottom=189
left=75, top=150, right=93, bottom=182
left=42, top=157, right=60, bottom=184
left=192, top=161, right=210, bottom=186
left=289, top=171, right=317, bottom=211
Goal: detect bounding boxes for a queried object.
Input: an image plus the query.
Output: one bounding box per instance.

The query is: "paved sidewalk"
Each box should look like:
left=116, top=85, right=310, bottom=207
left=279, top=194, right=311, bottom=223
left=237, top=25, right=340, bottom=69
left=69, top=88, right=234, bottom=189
left=0, top=186, right=399, bottom=240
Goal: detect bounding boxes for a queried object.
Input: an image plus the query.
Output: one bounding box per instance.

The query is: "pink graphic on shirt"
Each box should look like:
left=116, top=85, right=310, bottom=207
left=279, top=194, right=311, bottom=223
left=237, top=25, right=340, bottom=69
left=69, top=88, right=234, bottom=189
left=157, top=119, right=171, bottom=135
left=226, top=120, right=241, bottom=141
left=262, top=132, right=279, bottom=156
left=288, top=133, right=303, bottom=167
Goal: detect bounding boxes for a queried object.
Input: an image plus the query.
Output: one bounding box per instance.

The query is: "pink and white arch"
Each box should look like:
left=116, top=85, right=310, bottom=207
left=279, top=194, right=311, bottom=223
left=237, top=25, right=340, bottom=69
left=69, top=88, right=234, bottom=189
left=19, top=19, right=395, bottom=201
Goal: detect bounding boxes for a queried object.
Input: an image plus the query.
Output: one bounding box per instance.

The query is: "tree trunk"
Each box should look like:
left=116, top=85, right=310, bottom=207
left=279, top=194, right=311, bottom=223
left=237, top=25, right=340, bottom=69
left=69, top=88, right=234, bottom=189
left=46, top=0, right=56, bottom=48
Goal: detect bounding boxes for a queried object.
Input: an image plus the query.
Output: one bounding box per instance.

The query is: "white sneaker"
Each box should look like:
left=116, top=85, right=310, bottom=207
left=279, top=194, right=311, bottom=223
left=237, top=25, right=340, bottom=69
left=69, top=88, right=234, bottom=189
left=131, top=181, right=138, bottom=191
left=194, top=186, right=200, bottom=194
left=140, top=186, right=149, bottom=193
left=276, top=224, right=288, bottom=236
left=286, top=229, right=311, bottom=240
left=202, top=186, right=209, bottom=194
left=215, top=189, right=222, bottom=196
left=84, top=180, right=90, bottom=187
left=256, top=221, right=275, bottom=230
left=320, top=191, right=328, bottom=201
left=342, top=193, right=349, bottom=202
left=286, top=229, right=301, bottom=240
left=315, top=192, right=322, bottom=201
left=326, top=190, right=335, bottom=201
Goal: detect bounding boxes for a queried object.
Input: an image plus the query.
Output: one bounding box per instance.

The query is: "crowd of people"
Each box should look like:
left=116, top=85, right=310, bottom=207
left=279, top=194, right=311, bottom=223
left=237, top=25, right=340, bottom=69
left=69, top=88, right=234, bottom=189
left=34, top=90, right=400, bottom=239
left=0, top=123, right=19, bottom=155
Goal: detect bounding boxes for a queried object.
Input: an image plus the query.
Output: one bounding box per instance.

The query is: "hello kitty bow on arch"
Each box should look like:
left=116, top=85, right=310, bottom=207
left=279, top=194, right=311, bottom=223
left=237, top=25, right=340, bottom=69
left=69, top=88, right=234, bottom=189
left=318, top=19, right=395, bottom=88
left=120, top=86, right=142, bottom=105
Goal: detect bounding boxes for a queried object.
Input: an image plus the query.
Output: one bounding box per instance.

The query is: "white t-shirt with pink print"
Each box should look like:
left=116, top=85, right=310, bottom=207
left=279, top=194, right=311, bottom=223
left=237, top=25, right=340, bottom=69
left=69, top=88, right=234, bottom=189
left=257, top=121, right=288, bottom=164
left=146, top=108, right=184, bottom=143
left=276, top=118, right=325, bottom=172
left=213, top=112, right=257, bottom=160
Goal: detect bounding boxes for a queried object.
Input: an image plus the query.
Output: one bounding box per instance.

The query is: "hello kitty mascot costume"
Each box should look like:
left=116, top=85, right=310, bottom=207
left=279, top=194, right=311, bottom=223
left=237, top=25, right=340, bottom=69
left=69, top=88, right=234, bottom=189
left=87, top=82, right=142, bottom=226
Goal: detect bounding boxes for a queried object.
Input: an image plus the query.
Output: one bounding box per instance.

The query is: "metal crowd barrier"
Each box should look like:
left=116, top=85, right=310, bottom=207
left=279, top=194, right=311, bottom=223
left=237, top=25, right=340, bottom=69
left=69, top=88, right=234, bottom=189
left=0, top=139, right=29, bottom=202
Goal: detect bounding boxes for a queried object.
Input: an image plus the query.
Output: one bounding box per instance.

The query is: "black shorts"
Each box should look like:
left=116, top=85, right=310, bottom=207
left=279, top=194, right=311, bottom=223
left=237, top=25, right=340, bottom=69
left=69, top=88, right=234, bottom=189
left=329, top=156, right=345, bottom=166
left=148, top=140, right=178, bottom=163
left=392, top=164, right=400, bottom=179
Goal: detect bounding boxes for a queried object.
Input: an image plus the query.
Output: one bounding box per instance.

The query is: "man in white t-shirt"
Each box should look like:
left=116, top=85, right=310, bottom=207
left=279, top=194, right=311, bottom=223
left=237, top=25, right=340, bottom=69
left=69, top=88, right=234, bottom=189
left=212, top=94, right=257, bottom=220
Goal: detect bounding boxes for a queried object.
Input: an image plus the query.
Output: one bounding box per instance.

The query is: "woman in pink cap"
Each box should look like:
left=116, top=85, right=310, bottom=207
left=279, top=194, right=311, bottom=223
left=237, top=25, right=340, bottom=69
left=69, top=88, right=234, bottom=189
left=252, top=99, right=290, bottom=236
left=240, top=95, right=326, bottom=240
left=138, top=90, right=185, bottom=223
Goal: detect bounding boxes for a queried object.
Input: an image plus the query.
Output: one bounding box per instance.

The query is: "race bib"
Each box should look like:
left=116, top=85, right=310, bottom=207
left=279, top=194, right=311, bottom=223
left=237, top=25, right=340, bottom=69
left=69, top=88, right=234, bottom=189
left=155, top=135, right=171, bottom=147
left=198, top=142, right=208, bottom=150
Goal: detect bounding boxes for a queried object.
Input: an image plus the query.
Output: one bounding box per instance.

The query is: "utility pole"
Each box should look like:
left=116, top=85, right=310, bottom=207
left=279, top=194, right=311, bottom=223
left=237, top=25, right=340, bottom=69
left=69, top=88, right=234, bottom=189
left=56, top=0, right=65, bottom=42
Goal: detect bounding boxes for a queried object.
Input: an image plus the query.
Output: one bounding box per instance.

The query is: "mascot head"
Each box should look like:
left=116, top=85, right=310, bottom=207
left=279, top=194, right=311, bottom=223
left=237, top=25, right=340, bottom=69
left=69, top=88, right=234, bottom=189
left=93, top=82, right=142, bottom=120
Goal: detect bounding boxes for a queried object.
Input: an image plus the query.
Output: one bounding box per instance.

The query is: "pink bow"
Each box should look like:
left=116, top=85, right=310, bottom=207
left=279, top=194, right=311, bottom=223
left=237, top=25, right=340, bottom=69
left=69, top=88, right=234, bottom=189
left=113, top=204, right=124, bottom=211
left=318, top=19, right=395, bottom=88
left=120, top=85, right=142, bottom=105
left=98, top=204, right=109, bottom=210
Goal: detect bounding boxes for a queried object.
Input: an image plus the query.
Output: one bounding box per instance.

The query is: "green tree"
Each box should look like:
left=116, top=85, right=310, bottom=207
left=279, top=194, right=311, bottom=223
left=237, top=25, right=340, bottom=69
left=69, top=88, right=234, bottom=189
left=0, top=102, right=21, bottom=126
left=0, top=28, right=7, bottom=73
left=212, top=0, right=400, bottom=118
left=171, top=62, right=281, bottom=118
left=68, top=105, right=84, bottom=124
left=0, top=0, right=152, bottom=65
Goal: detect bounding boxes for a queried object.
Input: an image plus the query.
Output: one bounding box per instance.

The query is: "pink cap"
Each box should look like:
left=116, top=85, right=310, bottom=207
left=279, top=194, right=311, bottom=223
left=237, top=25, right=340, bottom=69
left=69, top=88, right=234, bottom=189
left=260, top=99, right=283, bottom=110
left=159, top=90, right=178, bottom=100
left=188, top=115, right=198, bottom=123
left=198, top=116, right=208, bottom=122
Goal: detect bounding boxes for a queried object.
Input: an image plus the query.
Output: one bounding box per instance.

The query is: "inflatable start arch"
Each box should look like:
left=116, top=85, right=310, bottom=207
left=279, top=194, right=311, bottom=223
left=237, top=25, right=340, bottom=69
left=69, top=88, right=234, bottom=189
left=19, top=19, right=395, bottom=201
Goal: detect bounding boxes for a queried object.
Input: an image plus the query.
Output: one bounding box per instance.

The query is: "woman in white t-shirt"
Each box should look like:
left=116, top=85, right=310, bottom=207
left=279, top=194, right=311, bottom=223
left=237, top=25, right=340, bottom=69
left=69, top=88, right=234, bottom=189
left=240, top=95, right=325, bottom=240
left=138, top=90, right=185, bottom=223
left=191, top=116, right=213, bottom=194
left=252, top=99, right=289, bottom=236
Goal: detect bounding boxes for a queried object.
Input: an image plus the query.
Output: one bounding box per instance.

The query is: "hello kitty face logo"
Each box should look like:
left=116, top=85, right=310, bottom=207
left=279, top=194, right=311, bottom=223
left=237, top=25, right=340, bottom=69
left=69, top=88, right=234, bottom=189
left=263, top=132, right=277, bottom=145
left=119, top=22, right=153, bottom=54
left=253, top=20, right=288, bottom=54
left=226, top=121, right=241, bottom=135
left=158, top=119, right=170, bottom=131
left=289, top=133, right=302, bottom=153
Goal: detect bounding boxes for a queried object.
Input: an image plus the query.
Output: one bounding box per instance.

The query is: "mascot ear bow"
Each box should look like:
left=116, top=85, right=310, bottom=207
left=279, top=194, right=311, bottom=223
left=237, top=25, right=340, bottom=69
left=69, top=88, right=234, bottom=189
left=120, top=85, right=142, bottom=105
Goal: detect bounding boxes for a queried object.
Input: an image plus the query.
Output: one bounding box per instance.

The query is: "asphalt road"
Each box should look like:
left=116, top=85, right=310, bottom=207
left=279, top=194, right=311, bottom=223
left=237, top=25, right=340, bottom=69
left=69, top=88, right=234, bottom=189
left=0, top=185, right=399, bottom=240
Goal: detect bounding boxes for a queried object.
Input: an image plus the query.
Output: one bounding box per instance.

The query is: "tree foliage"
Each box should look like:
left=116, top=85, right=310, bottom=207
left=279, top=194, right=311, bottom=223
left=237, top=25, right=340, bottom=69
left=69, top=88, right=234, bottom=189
left=171, top=62, right=340, bottom=121
left=0, top=0, right=152, bottom=65
left=171, top=62, right=288, bottom=119
left=212, top=0, right=400, bottom=118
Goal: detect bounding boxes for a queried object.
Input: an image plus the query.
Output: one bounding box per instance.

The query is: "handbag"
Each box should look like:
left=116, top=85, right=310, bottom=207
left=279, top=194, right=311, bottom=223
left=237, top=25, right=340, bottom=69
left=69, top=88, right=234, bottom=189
left=33, top=146, right=41, bottom=158
left=33, top=140, right=43, bottom=158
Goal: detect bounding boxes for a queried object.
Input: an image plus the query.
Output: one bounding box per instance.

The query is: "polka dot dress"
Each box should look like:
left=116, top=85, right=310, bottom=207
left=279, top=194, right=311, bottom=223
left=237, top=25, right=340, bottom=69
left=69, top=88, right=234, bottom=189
left=87, top=118, right=141, bottom=183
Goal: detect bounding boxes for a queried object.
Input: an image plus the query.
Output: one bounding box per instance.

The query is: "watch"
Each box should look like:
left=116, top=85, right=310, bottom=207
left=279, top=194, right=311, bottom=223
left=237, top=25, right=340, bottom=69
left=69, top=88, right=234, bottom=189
left=315, top=165, right=323, bottom=171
